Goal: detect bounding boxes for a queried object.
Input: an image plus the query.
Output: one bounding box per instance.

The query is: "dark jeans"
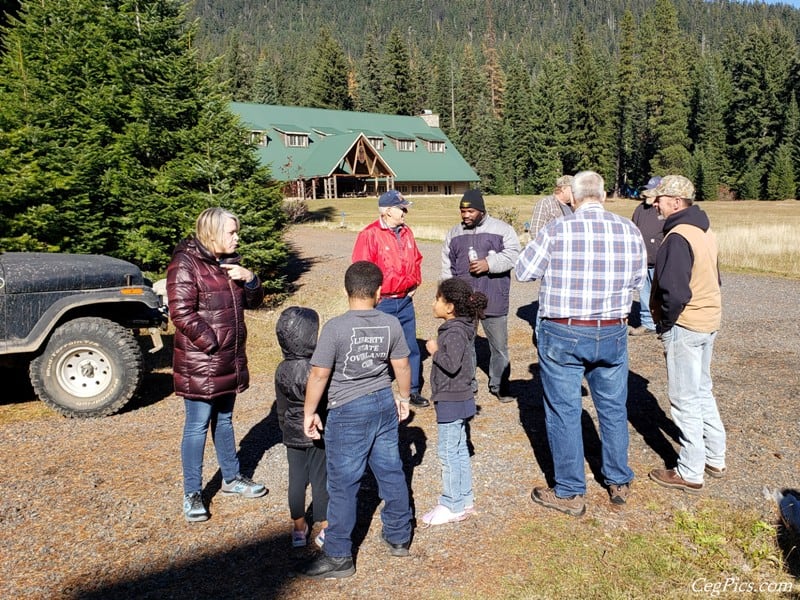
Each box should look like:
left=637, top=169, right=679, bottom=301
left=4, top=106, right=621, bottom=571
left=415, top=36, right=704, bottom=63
left=323, top=388, right=412, bottom=558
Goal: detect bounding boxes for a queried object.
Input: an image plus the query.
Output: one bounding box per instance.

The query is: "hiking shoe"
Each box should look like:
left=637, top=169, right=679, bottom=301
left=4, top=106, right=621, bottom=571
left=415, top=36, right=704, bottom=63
left=421, top=504, right=467, bottom=526
left=531, top=486, right=586, bottom=517
left=490, top=390, right=514, bottom=403
left=183, top=492, right=209, bottom=523
left=300, top=554, right=355, bottom=580
left=292, top=524, right=309, bottom=548
left=705, top=464, right=727, bottom=479
left=628, top=326, right=656, bottom=336
left=381, top=532, right=411, bottom=557
left=221, top=474, right=268, bottom=498
left=410, top=393, right=430, bottom=408
left=608, top=483, right=631, bottom=505
left=648, top=468, right=703, bottom=494
left=314, top=528, right=325, bottom=549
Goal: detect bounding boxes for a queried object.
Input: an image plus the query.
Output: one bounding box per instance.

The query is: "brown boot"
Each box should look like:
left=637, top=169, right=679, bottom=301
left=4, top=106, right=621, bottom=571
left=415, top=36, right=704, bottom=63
left=531, top=486, right=586, bottom=516
left=648, top=468, right=703, bottom=494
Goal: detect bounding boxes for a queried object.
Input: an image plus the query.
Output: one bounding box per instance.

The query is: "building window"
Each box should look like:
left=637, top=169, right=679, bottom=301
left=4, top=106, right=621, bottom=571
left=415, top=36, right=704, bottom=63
left=396, top=139, right=415, bottom=152
left=426, top=141, right=445, bottom=153
left=368, top=137, right=384, bottom=151
left=412, top=185, right=424, bottom=193
left=427, top=185, right=439, bottom=193
left=249, top=131, right=268, bottom=147
left=285, top=133, right=308, bottom=148
left=397, top=185, right=408, bottom=193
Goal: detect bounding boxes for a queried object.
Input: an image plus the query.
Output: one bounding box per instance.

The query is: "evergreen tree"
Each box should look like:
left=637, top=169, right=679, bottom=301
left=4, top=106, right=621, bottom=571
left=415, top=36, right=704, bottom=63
left=252, top=52, right=282, bottom=105
left=690, top=56, right=730, bottom=200
left=612, top=10, right=642, bottom=195
left=726, top=22, right=795, bottom=199
left=502, top=59, right=535, bottom=194
left=424, top=36, right=454, bottom=134
left=766, top=143, right=796, bottom=200
left=306, top=28, right=352, bottom=110
left=218, top=31, right=254, bottom=101
left=355, top=33, right=382, bottom=112
left=380, top=28, right=414, bottom=115
left=565, top=26, right=614, bottom=184
left=639, top=0, right=692, bottom=176
left=0, top=0, right=286, bottom=277
left=528, top=53, right=571, bottom=193
left=451, top=45, right=488, bottom=179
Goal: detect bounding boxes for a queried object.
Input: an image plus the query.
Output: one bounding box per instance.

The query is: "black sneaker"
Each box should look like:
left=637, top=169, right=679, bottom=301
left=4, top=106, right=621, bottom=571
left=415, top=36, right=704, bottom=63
left=381, top=533, right=411, bottom=557
left=300, top=554, right=355, bottom=579
left=409, top=393, right=430, bottom=408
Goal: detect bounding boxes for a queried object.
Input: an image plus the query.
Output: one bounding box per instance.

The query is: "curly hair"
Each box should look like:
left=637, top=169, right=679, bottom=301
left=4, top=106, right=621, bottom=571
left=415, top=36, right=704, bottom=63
left=436, top=278, right=488, bottom=322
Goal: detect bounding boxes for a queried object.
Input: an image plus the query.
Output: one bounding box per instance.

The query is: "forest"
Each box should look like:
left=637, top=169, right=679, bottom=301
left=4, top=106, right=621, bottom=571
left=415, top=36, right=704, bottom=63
left=190, top=0, right=800, bottom=200
left=1, top=0, right=799, bottom=277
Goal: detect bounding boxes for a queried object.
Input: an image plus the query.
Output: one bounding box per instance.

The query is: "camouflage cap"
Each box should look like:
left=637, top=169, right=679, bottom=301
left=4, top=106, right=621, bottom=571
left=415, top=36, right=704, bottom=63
left=556, top=175, right=573, bottom=188
left=642, top=175, right=695, bottom=200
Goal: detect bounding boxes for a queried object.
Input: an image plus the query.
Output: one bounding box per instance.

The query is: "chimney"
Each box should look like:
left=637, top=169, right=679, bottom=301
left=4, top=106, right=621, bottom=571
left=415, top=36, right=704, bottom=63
left=419, top=109, right=439, bottom=128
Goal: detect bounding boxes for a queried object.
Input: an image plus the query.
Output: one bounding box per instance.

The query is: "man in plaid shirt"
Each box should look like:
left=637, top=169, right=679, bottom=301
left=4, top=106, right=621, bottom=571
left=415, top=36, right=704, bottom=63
left=515, top=170, right=647, bottom=516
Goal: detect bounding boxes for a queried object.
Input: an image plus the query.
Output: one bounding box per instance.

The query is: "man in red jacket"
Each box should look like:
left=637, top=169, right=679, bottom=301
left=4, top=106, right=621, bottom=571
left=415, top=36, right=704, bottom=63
left=352, top=190, right=429, bottom=408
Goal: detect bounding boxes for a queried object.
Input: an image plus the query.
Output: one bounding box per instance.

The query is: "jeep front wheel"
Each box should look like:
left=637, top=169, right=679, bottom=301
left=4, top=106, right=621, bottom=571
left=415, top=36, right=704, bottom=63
left=30, top=317, right=143, bottom=418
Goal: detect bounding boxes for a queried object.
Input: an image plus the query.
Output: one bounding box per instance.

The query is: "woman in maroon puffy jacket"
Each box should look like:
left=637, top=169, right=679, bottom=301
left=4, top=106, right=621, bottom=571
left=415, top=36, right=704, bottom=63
left=166, top=207, right=267, bottom=523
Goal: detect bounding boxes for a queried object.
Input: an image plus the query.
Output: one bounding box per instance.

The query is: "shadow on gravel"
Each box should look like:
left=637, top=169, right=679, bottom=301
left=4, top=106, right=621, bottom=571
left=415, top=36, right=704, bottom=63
left=70, top=532, right=308, bottom=599
left=626, top=371, right=681, bottom=466
left=201, top=401, right=283, bottom=500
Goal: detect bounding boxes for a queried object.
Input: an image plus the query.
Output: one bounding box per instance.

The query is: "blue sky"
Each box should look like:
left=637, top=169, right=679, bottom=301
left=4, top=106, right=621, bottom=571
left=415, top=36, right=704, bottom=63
left=758, top=0, right=800, bottom=6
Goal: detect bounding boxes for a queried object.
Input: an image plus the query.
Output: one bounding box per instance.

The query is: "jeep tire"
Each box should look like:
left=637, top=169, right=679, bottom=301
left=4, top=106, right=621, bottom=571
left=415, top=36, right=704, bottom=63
left=29, top=317, right=143, bottom=418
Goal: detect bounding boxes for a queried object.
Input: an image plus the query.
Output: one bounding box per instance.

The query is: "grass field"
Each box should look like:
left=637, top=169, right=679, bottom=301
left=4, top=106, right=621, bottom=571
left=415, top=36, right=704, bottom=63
left=298, top=196, right=800, bottom=279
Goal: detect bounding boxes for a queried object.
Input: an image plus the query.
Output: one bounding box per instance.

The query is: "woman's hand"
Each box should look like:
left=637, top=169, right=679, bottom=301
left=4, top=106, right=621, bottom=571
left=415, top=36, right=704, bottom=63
left=220, top=263, right=254, bottom=283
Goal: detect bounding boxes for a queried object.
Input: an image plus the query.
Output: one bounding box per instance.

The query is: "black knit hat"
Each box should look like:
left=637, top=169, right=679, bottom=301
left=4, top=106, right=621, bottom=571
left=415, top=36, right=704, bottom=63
left=459, top=189, right=486, bottom=213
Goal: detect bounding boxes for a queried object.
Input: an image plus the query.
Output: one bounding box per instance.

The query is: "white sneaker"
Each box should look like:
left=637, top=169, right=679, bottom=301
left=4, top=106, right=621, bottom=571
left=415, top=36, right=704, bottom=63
left=421, top=504, right=467, bottom=526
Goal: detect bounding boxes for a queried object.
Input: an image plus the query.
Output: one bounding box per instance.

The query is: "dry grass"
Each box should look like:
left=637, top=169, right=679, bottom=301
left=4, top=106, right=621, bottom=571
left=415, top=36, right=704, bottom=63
left=304, top=196, right=800, bottom=279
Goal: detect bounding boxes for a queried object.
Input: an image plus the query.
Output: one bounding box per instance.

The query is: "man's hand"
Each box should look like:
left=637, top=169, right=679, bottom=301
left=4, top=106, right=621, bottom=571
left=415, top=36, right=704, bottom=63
left=395, top=397, right=410, bottom=422
left=469, top=258, right=489, bottom=275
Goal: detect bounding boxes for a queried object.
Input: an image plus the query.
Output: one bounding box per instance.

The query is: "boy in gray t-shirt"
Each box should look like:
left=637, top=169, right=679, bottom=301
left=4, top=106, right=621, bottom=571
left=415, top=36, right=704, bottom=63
left=301, top=261, right=413, bottom=580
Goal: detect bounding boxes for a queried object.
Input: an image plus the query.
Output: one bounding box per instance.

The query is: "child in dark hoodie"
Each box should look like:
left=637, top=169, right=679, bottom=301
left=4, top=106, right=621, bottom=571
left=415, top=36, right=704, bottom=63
left=275, top=307, right=328, bottom=548
left=422, top=278, right=487, bottom=526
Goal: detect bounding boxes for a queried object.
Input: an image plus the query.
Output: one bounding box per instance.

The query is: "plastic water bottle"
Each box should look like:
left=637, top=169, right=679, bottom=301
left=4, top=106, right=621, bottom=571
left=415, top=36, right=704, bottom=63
left=468, top=246, right=478, bottom=262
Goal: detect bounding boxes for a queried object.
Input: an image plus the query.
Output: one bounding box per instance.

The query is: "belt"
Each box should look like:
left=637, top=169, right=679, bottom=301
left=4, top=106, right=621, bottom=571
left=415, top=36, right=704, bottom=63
left=381, top=291, right=409, bottom=299
left=545, top=318, right=626, bottom=327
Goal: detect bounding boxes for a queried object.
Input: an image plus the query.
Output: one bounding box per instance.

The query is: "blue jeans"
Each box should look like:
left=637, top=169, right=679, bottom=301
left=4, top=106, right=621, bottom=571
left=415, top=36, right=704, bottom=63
left=537, top=320, right=634, bottom=497
left=637, top=267, right=656, bottom=330
left=662, top=325, right=725, bottom=483
left=437, top=419, right=473, bottom=512
left=323, top=388, right=412, bottom=558
left=181, top=395, right=240, bottom=495
left=377, top=295, right=421, bottom=393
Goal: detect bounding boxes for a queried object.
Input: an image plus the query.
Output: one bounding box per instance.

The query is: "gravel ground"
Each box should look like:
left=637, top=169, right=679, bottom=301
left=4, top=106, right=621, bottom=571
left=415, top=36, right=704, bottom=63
left=1, top=224, right=799, bottom=599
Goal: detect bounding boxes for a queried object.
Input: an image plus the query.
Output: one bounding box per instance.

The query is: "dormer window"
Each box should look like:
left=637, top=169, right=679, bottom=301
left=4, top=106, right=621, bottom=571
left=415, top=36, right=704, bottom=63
left=249, top=130, right=268, bottom=147
left=397, top=139, right=415, bottom=152
left=368, top=136, right=384, bottom=151
left=286, top=133, right=308, bottom=147
left=426, top=140, right=445, bottom=153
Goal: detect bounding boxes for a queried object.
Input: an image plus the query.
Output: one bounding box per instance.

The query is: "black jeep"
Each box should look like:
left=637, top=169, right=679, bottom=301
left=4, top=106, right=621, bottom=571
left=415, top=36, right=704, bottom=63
left=0, top=252, right=167, bottom=417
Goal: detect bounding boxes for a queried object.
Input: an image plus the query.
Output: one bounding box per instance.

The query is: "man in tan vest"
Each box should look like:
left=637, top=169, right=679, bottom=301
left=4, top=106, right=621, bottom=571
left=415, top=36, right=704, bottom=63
left=644, top=175, right=726, bottom=494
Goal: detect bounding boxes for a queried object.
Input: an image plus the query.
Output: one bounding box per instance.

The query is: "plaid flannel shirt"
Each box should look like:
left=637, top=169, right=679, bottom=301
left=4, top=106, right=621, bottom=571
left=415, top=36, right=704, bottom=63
left=515, top=202, right=647, bottom=319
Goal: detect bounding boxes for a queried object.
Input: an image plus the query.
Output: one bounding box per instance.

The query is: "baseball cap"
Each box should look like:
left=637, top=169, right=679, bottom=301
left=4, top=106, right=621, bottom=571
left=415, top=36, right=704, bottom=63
left=642, top=175, right=695, bottom=201
left=378, top=189, right=411, bottom=209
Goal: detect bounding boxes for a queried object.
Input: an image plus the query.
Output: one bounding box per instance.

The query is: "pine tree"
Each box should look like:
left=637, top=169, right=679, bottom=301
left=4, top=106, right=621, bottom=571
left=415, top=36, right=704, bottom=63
left=0, top=0, right=286, bottom=277
left=612, top=11, right=643, bottom=194
left=502, top=59, right=535, bottom=194
left=639, top=0, right=692, bottom=176
left=766, top=143, right=796, bottom=200
left=451, top=45, right=488, bottom=178
left=566, top=26, right=614, bottom=184
left=218, top=32, right=254, bottom=101
left=380, top=28, right=414, bottom=115
left=252, top=52, right=283, bottom=105
left=354, top=33, right=382, bottom=112
left=726, top=22, right=795, bottom=199
left=690, top=56, right=730, bottom=200
left=306, top=28, right=352, bottom=110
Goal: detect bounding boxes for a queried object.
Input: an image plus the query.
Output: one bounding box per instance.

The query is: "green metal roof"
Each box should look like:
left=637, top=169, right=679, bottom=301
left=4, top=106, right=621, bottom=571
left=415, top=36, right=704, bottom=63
left=231, top=102, right=478, bottom=183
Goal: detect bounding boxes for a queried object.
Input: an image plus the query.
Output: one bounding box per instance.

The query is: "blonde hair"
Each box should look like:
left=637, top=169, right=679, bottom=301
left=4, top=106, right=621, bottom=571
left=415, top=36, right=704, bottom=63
left=195, top=207, right=239, bottom=252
